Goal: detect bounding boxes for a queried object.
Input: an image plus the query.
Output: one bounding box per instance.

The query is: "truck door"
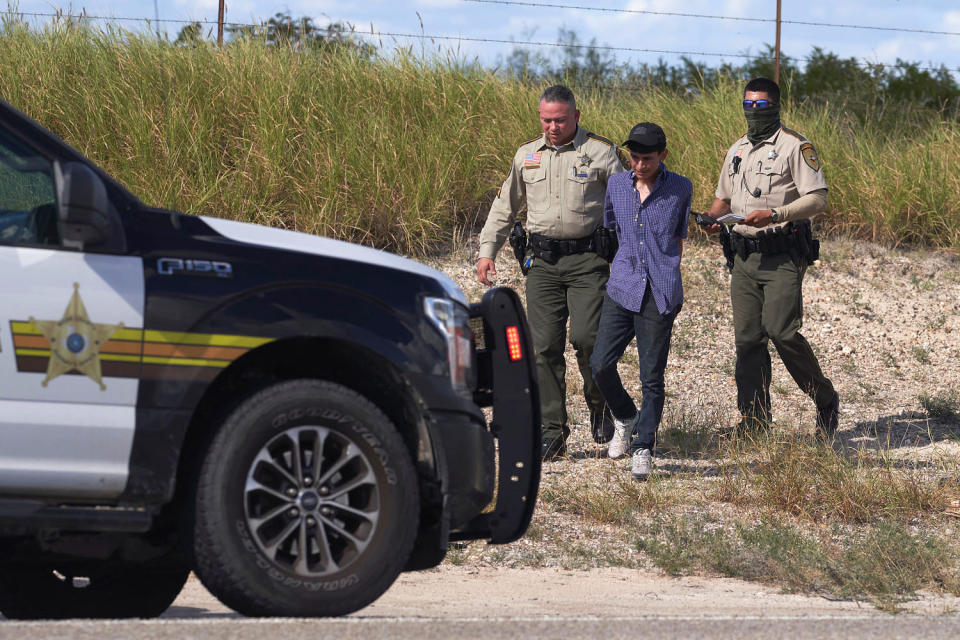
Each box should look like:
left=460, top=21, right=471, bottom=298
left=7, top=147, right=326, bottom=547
left=0, top=124, right=144, bottom=499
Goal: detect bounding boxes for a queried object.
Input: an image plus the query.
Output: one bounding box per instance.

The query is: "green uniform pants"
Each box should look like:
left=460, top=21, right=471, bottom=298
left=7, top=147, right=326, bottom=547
left=525, top=252, right=609, bottom=444
left=731, top=251, right=835, bottom=423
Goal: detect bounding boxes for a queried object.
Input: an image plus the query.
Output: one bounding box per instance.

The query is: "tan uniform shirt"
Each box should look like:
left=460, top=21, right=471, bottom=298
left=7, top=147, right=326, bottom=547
left=478, top=126, right=625, bottom=260
left=715, top=126, right=828, bottom=238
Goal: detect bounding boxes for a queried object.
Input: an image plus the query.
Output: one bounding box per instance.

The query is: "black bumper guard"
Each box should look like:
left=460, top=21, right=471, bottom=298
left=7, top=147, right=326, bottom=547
left=452, top=287, right=541, bottom=544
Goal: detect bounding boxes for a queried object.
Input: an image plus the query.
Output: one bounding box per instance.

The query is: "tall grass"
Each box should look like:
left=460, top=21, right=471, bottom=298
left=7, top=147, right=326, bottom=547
left=1, top=18, right=958, bottom=253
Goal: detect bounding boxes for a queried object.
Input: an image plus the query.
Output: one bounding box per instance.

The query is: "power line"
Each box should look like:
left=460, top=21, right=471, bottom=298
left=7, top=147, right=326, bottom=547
left=4, top=9, right=959, bottom=74
left=463, top=0, right=960, bottom=37
left=353, top=30, right=960, bottom=74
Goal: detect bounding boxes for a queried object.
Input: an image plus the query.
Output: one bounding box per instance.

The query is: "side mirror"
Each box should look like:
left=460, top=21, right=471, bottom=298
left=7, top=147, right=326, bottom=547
left=55, top=161, right=110, bottom=250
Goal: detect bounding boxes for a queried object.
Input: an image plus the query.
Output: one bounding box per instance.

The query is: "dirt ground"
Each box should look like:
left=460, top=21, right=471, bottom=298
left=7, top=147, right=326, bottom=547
left=168, top=569, right=960, bottom=619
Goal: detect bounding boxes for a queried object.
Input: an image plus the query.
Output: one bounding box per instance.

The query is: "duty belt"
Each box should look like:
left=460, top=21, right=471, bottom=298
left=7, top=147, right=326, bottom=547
left=528, top=233, right=595, bottom=264
left=726, top=220, right=819, bottom=266
left=729, top=233, right=765, bottom=256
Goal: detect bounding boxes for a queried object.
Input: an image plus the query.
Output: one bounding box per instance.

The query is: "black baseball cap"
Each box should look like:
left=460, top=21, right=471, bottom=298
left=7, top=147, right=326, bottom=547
left=623, top=122, right=666, bottom=153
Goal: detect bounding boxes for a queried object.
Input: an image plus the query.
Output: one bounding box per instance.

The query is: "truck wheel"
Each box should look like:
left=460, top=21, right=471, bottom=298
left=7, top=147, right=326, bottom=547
left=0, top=555, right=189, bottom=619
left=192, top=379, right=419, bottom=617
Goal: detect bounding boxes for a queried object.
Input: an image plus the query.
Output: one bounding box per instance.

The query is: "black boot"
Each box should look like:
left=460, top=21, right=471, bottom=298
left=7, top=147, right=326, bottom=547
left=816, top=393, right=840, bottom=441
left=590, top=408, right=615, bottom=444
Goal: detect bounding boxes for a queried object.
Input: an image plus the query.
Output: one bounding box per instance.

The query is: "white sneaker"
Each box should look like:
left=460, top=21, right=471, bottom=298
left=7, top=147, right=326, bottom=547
left=632, top=448, right=652, bottom=480
left=607, top=416, right=633, bottom=459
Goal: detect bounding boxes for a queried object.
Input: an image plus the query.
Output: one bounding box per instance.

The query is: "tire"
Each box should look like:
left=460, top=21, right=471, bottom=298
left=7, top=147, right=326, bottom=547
left=192, top=379, right=419, bottom=617
left=0, top=554, right=189, bottom=619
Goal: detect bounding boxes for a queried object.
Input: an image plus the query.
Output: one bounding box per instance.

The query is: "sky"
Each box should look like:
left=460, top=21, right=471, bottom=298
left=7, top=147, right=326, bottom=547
left=7, top=1, right=960, bottom=79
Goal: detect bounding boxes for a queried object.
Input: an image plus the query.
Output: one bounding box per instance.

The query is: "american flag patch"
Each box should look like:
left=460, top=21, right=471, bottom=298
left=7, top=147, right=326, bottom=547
left=524, top=152, right=541, bottom=167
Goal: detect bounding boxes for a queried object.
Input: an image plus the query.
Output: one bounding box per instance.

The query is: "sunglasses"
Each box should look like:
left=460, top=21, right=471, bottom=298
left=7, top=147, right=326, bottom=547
left=743, top=99, right=776, bottom=109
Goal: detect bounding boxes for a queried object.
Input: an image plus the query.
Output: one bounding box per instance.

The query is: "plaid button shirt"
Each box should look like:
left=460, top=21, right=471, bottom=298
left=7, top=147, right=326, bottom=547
left=603, top=165, right=691, bottom=314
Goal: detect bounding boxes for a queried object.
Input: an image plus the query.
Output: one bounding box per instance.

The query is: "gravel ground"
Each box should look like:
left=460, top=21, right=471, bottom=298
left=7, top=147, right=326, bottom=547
left=421, top=234, right=960, bottom=579
left=428, top=235, right=960, bottom=457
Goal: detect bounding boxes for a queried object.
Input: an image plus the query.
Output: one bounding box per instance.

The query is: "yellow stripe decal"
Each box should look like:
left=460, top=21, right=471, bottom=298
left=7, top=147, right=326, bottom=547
left=12, top=322, right=143, bottom=342
left=17, top=349, right=141, bottom=364
left=142, top=330, right=273, bottom=348
left=16, top=349, right=231, bottom=368
left=14, top=348, right=51, bottom=357
left=113, top=328, right=145, bottom=341
left=12, top=322, right=272, bottom=349
left=142, top=356, right=232, bottom=368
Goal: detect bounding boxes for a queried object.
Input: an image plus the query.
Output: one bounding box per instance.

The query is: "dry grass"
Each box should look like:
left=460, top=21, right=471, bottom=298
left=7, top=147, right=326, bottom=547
left=2, top=18, right=959, bottom=252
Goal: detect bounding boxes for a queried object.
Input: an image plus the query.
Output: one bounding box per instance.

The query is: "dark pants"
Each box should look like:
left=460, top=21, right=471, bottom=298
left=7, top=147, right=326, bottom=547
left=589, top=289, right=678, bottom=453
left=525, top=252, right=609, bottom=445
left=731, top=251, right=836, bottom=423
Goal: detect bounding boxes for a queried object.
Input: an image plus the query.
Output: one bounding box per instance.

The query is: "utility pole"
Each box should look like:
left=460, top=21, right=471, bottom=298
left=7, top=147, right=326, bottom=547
left=218, top=0, right=225, bottom=47
left=774, top=0, right=782, bottom=84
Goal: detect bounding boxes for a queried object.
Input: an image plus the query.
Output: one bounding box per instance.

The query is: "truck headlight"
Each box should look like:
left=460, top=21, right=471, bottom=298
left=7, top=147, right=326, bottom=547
left=424, top=297, right=474, bottom=397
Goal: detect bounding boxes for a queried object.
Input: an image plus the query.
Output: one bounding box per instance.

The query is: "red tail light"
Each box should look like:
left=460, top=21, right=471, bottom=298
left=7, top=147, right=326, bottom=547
left=505, top=325, right=523, bottom=361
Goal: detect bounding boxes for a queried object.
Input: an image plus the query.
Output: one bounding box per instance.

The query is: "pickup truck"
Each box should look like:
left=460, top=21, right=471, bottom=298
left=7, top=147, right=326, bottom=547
left=0, top=97, right=540, bottom=618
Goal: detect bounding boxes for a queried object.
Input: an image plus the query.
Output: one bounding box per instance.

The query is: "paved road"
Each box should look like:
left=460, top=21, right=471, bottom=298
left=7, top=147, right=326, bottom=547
left=2, top=568, right=958, bottom=639
left=3, top=614, right=960, bottom=640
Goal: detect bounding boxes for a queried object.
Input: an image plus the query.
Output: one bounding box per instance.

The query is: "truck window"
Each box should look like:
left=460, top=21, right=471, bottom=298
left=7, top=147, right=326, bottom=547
left=0, top=127, right=59, bottom=247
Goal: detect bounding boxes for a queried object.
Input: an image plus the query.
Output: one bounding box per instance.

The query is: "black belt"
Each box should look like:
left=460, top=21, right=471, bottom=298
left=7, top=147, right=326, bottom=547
left=528, top=233, right=595, bottom=263
left=729, top=232, right=765, bottom=256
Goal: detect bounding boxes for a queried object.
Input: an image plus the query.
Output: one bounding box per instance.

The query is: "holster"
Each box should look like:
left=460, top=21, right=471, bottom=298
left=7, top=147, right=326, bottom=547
left=593, top=225, right=618, bottom=262
left=508, top=221, right=529, bottom=273
left=719, top=226, right=735, bottom=270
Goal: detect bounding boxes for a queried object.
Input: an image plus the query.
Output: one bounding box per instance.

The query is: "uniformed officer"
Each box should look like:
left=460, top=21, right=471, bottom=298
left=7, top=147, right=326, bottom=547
left=476, top=85, right=624, bottom=459
left=705, top=76, right=840, bottom=439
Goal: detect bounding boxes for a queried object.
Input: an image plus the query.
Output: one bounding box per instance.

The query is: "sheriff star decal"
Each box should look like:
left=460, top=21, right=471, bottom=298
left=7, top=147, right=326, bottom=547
left=28, top=283, right=123, bottom=390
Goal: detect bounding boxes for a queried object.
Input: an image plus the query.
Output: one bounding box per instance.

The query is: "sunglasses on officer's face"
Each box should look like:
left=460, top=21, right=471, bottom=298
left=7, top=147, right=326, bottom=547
left=743, top=99, right=776, bottom=108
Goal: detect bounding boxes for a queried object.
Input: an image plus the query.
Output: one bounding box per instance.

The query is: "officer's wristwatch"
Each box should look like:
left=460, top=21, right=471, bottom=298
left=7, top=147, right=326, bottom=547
left=770, top=209, right=781, bottom=223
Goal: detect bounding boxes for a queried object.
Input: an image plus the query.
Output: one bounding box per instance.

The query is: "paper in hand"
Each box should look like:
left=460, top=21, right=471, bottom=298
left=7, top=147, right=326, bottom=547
left=716, top=213, right=745, bottom=224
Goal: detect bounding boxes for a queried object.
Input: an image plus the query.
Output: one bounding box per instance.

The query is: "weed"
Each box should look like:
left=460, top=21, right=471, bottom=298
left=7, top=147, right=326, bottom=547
left=912, top=346, right=931, bottom=364
left=919, top=389, right=960, bottom=421
left=538, top=476, right=637, bottom=526
left=927, top=313, right=947, bottom=331
left=657, top=403, right=727, bottom=458
left=636, top=514, right=732, bottom=575
left=910, top=274, right=937, bottom=291
left=715, top=435, right=952, bottom=523
left=636, top=514, right=960, bottom=611
left=881, top=350, right=899, bottom=370
left=835, top=521, right=960, bottom=610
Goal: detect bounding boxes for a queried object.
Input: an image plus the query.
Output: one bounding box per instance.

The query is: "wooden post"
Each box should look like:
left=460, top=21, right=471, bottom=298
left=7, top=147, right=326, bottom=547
left=774, top=0, right=782, bottom=84
left=217, top=0, right=225, bottom=47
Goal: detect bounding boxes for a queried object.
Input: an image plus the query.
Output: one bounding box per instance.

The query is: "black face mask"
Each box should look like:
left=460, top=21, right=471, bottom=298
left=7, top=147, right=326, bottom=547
left=744, top=104, right=781, bottom=145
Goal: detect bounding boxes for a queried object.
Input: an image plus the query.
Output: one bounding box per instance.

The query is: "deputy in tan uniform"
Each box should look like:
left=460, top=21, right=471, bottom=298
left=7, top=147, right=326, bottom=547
left=477, top=84, right=624, bottom=459
left=705, top=76, right=840, bottom=439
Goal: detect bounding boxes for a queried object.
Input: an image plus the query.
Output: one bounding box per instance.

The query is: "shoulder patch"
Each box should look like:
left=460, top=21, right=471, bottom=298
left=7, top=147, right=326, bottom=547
left=799, top=142, right=821, bottom=172
left=616, top=146, right=630, bottom=169
left=780, top=126, right=806, bottom=142
left=586, top=132, right=616, bottom=147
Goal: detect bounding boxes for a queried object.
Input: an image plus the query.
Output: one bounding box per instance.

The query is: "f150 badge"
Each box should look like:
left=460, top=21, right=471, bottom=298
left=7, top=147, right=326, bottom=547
left=28, top=282, right=122, bottom=390
left=158, top=258, right=233, bottom=278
